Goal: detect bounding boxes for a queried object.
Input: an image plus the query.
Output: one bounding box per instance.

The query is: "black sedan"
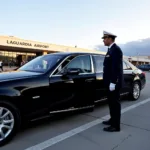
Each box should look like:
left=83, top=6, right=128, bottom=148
left=0, top=52, right=146, bottom=146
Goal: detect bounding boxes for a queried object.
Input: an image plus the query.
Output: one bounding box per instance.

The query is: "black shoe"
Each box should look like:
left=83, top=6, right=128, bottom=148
left=103, top=126, right=120, bottom=132
left=102, top=120, right=111, bottom=125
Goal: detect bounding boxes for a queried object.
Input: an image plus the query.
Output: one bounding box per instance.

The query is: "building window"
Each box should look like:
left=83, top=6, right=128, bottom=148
left=0, top=50, right=36, bottom=67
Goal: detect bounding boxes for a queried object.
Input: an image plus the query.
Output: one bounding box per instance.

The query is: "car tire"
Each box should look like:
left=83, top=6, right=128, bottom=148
left=129, top=81, right=141, bottom=101
left=0, top=101, right=21, bottom=147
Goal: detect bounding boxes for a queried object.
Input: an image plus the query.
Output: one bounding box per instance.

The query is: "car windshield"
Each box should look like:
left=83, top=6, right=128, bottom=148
left=19, top=54, right=63, bottom=73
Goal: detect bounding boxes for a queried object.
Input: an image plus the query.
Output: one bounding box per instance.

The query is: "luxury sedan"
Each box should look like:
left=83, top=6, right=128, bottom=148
left=0, top=52, right=146, bottom=146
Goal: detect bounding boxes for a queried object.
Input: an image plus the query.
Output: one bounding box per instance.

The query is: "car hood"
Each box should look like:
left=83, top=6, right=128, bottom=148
left=0, top=70, right=42, bottom=82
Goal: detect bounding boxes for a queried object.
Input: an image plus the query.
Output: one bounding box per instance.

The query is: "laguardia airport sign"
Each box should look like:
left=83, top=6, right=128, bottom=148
left=7, top=40, right=49, bottom=49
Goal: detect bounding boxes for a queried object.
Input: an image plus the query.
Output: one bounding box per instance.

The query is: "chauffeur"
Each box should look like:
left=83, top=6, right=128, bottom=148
left=102, top=31, right=123, bottom=132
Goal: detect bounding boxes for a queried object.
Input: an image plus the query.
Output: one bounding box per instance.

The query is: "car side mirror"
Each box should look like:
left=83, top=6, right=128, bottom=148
left=62, top=68, right=80, bottom=76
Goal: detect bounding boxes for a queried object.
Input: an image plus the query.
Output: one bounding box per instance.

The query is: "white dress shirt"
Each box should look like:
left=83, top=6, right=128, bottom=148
left=108, top=42, right=115, bottom=49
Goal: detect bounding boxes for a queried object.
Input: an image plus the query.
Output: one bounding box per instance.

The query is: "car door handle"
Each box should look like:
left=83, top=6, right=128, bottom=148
left=85, top=78, right=95, bottom=82
left=64, top=79, right=74, bottom=83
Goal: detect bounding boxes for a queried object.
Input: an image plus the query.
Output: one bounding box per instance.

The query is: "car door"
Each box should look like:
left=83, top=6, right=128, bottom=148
left=92, top=54, right=107, bottom=102
left=121, top=60, right=135, bottom=94
left=48, top=54, right=96, bottom=112
left=68, top=55, right=96, bottom=108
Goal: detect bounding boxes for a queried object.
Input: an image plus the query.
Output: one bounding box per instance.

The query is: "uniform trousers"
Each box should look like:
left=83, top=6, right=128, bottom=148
left=107, top=87, right=121, bottom=128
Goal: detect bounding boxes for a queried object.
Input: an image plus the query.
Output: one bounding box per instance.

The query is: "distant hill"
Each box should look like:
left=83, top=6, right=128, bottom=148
left=95, top=38, right=150, bottom=56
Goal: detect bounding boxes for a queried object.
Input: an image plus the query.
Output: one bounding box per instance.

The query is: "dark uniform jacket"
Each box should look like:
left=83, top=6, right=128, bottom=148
left=103, top=43, right=124, bottom=89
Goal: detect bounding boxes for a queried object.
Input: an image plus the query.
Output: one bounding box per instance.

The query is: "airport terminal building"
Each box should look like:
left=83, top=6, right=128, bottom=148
left=0, top=35, right=149, bottom=67
left=0, top=35, right=106, bottom=67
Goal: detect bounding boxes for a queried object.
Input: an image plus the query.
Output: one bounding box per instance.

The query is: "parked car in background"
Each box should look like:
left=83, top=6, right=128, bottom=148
left=0, top=52, right=146, bottom=146
left=137, top=64, right=150, bottom=71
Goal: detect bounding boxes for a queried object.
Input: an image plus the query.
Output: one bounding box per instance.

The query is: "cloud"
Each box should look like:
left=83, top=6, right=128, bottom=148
left=94, top=38, right=150, bottom=56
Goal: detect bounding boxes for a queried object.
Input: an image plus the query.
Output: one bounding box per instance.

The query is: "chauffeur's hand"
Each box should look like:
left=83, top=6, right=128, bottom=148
left=109, top=83, right=116, bottom=91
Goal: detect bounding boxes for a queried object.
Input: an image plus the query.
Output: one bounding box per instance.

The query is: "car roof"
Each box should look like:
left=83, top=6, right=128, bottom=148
left=45, top=52, right=131, bottom=63
left=46, top=52, right=105, bottom=57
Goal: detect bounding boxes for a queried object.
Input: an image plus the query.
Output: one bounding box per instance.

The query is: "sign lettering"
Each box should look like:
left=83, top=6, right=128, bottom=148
left=7, top=40, right=49, bottom=49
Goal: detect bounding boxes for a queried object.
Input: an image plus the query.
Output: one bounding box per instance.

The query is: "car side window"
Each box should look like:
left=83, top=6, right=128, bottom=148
left=53, top=56, right=75, bottom=75
left=53, top=55, right=92, bottom=75
left=92, top=55, right=104, bottom=73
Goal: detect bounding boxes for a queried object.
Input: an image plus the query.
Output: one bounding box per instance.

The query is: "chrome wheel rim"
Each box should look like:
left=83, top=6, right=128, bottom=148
left=0, top=107, right=14, bottom=142
left=133, top=83, right=140, bottom=99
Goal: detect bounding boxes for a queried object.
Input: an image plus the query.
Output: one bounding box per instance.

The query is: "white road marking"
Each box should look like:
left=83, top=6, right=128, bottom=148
left=25, top=98, right=150, bottom=150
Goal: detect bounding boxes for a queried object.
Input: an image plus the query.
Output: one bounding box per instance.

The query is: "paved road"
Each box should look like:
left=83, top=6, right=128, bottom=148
left=1, top=72, right=150, bottom=150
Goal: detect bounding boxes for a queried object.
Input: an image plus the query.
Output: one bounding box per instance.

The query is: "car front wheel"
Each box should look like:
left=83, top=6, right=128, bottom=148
left=129, top=82, right=141, bottom=101
left=0, top=101, right=21, bottom=146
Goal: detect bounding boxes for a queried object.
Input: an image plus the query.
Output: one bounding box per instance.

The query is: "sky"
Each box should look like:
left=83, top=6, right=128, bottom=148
left=0, top=0, right=150, bottom=55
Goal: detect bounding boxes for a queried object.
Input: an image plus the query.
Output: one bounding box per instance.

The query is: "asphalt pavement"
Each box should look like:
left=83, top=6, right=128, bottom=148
left=1, top=72, right=150, bottom=150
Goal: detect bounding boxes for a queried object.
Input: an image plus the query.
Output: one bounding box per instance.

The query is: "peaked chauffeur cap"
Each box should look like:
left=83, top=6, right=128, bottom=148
left=102, top=31, right=117, bottom=39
